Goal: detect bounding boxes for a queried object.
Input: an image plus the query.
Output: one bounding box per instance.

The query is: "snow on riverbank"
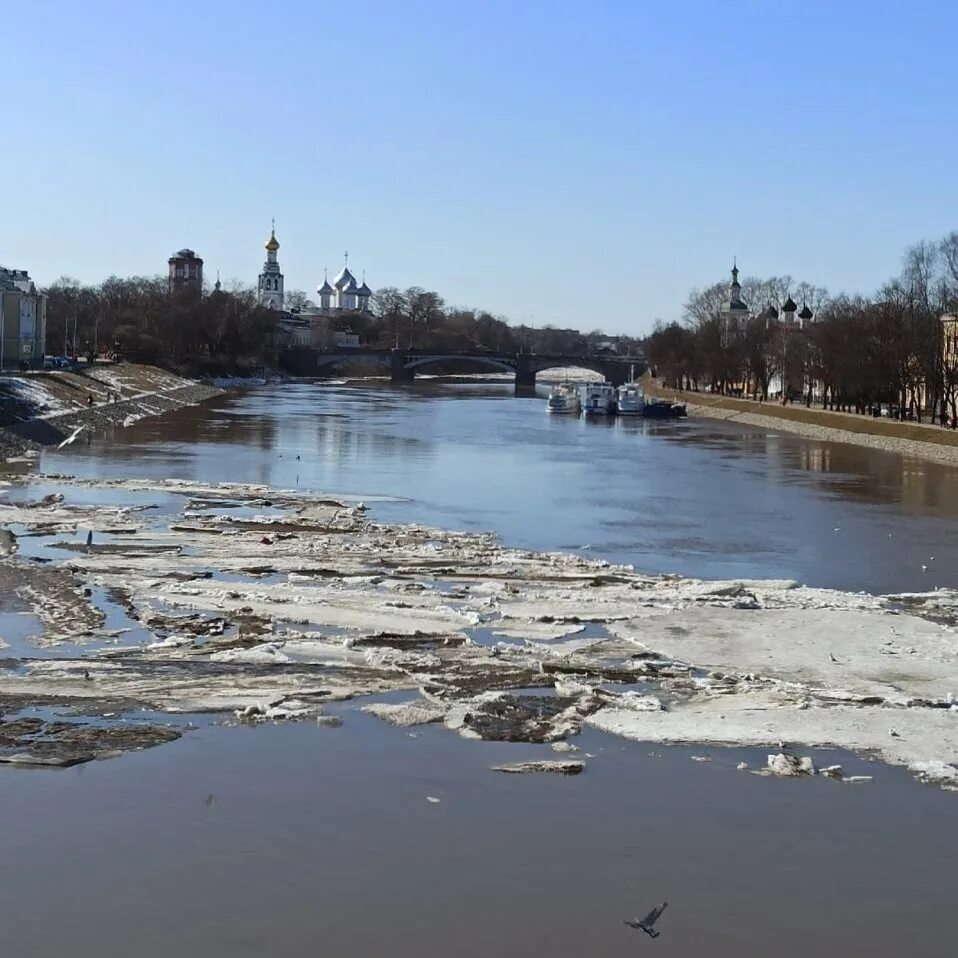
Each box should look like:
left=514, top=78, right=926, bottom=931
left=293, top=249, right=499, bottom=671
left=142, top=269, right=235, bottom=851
left=85, top=364, right=191, bottom=396
left=0, top=364, right=223, bottom=459
left=0, top=376, right=74, bottom=418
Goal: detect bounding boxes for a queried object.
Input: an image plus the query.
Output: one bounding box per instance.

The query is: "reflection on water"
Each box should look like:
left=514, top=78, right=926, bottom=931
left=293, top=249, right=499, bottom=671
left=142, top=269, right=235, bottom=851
left=0, top=715, right=955, bottom=958
left=32, top=379, right=958, bottom=594
left=4, top=379, right=958, bottom=958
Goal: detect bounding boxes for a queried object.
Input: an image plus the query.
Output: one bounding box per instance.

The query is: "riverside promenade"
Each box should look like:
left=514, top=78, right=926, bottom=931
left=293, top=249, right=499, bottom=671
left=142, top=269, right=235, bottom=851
left=645, top=379, right=958, bottom=466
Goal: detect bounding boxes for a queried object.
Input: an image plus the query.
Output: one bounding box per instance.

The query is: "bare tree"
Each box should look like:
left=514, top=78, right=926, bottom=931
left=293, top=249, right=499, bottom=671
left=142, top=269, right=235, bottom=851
left=404, top=288, right=444, bottom=349
left=372, top=287, right=408, bottom=348
left=285, top=289, right=313, bottom=311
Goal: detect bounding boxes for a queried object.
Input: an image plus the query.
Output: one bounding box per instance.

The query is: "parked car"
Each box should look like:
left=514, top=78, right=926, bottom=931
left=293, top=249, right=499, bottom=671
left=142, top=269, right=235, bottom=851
left=42, top=356, right=73, bottom=369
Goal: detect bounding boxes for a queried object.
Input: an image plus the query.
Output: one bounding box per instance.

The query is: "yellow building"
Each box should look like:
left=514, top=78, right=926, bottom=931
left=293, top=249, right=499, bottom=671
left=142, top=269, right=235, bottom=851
left=1, top=266, right=47, bottom=369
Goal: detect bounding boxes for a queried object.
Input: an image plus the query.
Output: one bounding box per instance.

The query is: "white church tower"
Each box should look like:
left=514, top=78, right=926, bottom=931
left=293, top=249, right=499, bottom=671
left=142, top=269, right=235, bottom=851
left=722, top=260, right=749, bottom=340
left=318, top=269, right=334, bottom=312
left=257, top=221, right=285, bottom=310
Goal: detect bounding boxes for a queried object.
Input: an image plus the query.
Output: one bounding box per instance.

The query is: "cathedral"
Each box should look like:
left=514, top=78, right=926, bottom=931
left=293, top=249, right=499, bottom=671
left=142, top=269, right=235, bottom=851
left=721, top=261, right=814, bottom=339
left=256, top=224, right=371, bottom=315
left=317, top=258, right=372, bottom=314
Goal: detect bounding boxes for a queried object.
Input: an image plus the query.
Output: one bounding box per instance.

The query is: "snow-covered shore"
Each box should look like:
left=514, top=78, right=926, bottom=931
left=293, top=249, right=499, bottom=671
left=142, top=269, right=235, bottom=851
left=0, top=364, right=223, bottom=460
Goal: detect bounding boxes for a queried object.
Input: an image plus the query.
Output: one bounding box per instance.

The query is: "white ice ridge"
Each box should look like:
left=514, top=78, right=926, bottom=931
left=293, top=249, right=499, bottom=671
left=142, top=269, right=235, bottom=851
left=1, top=473, right=957, bottom=789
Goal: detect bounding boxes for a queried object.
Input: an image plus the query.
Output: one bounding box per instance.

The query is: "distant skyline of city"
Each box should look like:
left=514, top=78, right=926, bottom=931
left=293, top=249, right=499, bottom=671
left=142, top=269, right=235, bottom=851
left=3, top=0, right=958, bottom=335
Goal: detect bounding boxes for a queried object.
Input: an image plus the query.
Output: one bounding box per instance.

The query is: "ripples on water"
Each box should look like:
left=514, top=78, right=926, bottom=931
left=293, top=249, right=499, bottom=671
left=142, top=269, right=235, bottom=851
left=3, top=378, right=957, bottom=958
left=36, top=379, right=958, bottom=594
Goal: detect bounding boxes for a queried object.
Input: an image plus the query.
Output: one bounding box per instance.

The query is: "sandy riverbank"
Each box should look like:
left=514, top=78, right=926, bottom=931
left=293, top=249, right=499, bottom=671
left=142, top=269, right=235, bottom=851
left=0, top=472, right=956, bottom=790
left=0, top=364, right=224, bottom=461
left=646, top=381, right=958, bottom=465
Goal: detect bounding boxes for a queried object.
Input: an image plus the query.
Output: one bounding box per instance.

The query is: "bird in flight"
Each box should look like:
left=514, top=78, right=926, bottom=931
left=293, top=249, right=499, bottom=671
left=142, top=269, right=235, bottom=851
left=624, top=901, right=668, bottom=939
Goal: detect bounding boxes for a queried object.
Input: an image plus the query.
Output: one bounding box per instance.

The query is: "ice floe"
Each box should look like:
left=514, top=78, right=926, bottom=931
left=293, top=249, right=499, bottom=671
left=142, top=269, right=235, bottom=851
left=0, top=472, right=956, bottom=789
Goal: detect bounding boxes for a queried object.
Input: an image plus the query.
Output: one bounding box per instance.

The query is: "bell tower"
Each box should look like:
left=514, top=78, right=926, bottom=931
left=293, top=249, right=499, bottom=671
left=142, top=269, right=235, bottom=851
left=257, top=221, right=285, bottom=310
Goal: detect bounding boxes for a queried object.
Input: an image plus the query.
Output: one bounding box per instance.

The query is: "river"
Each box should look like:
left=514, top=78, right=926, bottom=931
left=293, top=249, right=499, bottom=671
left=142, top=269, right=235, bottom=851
left=40, top=379, right=958, bottom=594
left=2, top=379, right=956, bottom=957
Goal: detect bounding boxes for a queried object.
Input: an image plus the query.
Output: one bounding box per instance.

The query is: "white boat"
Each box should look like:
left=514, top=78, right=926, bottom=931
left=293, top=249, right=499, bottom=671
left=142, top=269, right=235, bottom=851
left=616, top=382, right=646, bottom=416
left=546, top=382, right=581, bottom=414
left=581, top=381, right=616, bottom=415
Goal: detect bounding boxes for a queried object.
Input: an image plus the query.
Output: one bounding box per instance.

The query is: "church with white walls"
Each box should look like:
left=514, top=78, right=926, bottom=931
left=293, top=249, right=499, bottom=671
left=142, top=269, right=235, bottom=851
left=257, top=223, right=285, bottom=309
left=316, top=258, right=372, bottom=315
left=256, top=224, right=371, bottom=316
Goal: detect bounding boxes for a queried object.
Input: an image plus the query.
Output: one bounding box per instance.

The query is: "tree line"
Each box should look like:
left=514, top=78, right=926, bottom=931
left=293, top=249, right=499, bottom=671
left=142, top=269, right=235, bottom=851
left=43, top=276, right=277, bottom=373
left=347, top=286, right=642, bottom=356
left=646, top=232, right=958, bottom=423
left=41, top=276, right=641, bottom=374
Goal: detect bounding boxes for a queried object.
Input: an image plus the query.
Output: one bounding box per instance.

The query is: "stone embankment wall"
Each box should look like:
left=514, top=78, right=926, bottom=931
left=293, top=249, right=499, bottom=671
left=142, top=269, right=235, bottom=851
left=645, top=379, right=958, bottom=466
left=0, top=365, right=223, bottom=461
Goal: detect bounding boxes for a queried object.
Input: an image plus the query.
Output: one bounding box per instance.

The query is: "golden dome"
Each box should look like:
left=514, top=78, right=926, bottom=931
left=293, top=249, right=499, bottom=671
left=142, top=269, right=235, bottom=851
left=265, top=228, right=280, bottom=253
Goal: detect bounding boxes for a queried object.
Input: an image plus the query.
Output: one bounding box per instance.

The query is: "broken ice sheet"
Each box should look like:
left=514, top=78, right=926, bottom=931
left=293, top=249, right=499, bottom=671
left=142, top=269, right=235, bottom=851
left=0, top=474, right=955, bottom=789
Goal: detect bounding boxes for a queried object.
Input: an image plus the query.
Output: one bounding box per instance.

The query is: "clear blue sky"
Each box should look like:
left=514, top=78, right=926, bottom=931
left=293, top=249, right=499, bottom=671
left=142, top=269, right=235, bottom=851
left=3, top=0, right=957, bottom=334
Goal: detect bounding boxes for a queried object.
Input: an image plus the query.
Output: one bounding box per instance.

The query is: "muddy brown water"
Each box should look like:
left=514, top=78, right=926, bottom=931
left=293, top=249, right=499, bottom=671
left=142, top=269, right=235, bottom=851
left=2, top=379, right=958, bottom=956
left=1, top=712, right=954, bottom=957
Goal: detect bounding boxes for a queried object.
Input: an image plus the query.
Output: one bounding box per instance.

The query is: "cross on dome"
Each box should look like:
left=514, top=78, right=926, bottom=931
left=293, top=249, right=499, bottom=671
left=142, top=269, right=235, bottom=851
left=265, top=219, right=280, bottom=253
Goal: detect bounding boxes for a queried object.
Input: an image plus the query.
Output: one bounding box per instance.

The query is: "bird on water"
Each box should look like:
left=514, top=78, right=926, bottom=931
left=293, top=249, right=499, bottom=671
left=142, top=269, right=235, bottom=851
left=624, top=901, right=668, bottom=939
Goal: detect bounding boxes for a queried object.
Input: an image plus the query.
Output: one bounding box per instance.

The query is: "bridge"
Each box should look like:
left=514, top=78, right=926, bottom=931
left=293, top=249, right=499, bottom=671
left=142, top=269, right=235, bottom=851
left=279, top=348, right=646, bottom=391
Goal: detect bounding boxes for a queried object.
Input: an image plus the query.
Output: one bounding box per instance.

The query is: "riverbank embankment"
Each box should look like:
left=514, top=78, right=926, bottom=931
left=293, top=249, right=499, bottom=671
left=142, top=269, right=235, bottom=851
left=0, top=364, right=224, bottom=461
left=645, top=380, right=958, bottom=465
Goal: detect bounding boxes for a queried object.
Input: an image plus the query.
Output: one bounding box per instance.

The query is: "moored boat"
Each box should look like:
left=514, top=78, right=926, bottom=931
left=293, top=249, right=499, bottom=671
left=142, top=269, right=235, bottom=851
left=545, top=382, right=581, bottom=414
left=615, top=383, right=646, bottom=416
left=643, top=397, right=688, bottom=419
left=582, top=381, right=616, bottom=415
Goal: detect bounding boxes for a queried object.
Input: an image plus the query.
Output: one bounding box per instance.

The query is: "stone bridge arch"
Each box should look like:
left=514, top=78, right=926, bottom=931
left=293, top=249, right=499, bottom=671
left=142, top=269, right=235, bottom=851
left=530, top=358, right=611, bottom=380
left=280, top=347, right=646, bottom=391
left=312, top=352, right=393, bottom=377
left=528, top=356, right=645, bottom=387
left=402, top=354, right=518, bottom=377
